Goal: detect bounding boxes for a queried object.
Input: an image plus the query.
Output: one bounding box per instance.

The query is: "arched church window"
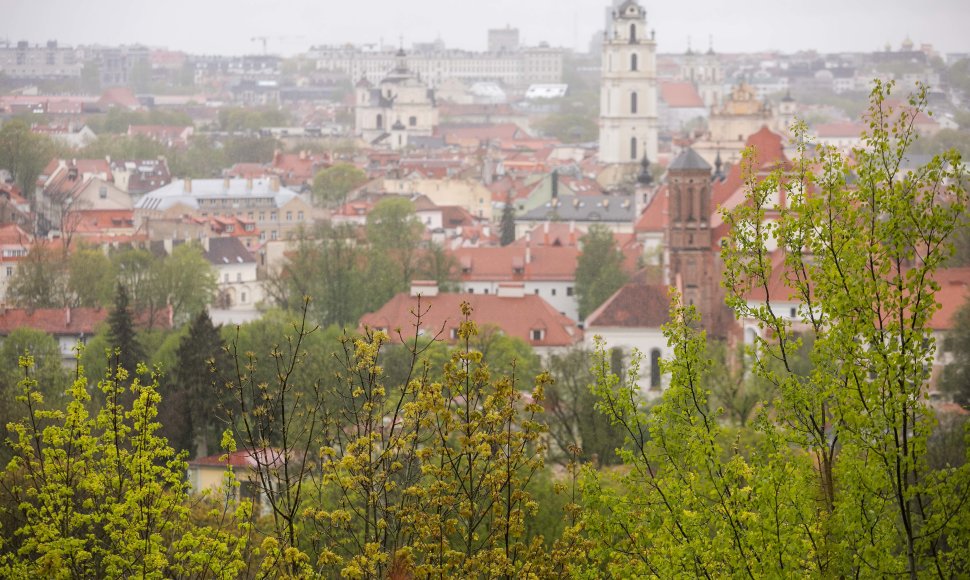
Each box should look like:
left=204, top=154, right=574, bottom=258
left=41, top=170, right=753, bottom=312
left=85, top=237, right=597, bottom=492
left=630, top=53, right=638, bottom=71
left=630, top=91, right=638, bottom=114
left=376, top=114, right=383, bottom=129
left=629, top=23, right=637, bottom=43
left=630, top=137, right=637, bottom=160
left=409, top=116, right=417, bottom=127
left=650, top=348, right=661, bottom=389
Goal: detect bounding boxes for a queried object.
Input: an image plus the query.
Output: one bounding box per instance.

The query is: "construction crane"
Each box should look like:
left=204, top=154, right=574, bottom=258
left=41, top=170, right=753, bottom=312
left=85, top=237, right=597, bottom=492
left=251, top=36, right=268, bottom=54
left=250, top=35, right=305, bottom=55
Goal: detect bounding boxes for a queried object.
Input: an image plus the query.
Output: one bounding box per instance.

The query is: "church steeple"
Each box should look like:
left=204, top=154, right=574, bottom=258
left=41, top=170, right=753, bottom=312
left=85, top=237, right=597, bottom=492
left=598, top=0, right=658, bottom=168
left=637, top=153, right=653, bottom=185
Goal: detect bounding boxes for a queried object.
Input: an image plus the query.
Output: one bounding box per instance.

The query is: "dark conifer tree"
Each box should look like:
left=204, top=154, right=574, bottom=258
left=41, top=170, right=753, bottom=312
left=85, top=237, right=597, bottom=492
left=107, top=282, right=145, bottom=379
left=500, top=196, right=516, bottom=246
left=160, top=310, right=231, bottom=457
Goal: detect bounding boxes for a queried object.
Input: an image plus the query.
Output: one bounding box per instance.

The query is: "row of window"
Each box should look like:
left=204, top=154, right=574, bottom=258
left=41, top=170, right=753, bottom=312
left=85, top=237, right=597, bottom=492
left=465, top=286, right=574, bottom=296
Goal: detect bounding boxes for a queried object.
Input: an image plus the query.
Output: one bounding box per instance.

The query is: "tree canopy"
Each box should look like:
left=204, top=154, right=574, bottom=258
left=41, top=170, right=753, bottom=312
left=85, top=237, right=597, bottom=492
left=575, top=224, right=628, bottom=320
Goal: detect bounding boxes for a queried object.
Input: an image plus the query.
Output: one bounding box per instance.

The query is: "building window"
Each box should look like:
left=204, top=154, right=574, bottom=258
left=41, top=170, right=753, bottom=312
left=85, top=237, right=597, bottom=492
left=259, top=212, right=265, bottom=221
left=376, top=113, right=383, bottom=129
left=223, top=273, right=229, bottom=283
left=631, top=91, right=637, bottom=114
left=271, top=230, right=278, bottom=240
left=450, top=328, right=458, bottom=340
left=630, top=137, right=637, bottom=160
left=409, top=116, right=417, bottom=127
left=566, top=286, right=573, bottom=296
left=297, top=211, right=304, bottom=220
left=629, top=23, right=637, bottom=42
left=5, top=266, right=12, bottom=277
left=241, top=292, right=247, bottom=303
left=270, top=211, right=277, bottom=221
left=530, top=329, right=544, bottom=341
left=286, top=211, right=292, bottom=221
left=236, top=272, right=242, bottom=282
left=650, top=348, right=662, bottom=389
left=630, top=53, right=638, bottom=71
left=551, top=288, right=557, bottom=296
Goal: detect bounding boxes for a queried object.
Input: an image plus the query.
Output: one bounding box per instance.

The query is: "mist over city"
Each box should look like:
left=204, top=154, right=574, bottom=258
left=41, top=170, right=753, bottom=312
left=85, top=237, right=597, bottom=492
left=0, top=1, right=969, bottom=577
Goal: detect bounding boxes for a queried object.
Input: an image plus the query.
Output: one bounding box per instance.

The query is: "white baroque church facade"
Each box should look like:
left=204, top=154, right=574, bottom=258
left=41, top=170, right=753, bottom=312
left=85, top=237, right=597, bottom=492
left=355, top=50, right=438, bottom=150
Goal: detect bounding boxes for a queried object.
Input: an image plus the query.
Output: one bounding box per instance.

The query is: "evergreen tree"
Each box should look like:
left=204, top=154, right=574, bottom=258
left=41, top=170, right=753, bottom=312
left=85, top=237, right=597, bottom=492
left=500, top=196, right=516, bottom=246
left=160, top=310, right=231, bottom=457
left=107, top=282, right=145, bottom=378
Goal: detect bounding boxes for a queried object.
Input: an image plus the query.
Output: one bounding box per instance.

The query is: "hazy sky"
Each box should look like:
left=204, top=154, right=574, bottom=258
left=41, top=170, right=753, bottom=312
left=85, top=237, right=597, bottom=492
left=1, top=0, right=968, bottom=56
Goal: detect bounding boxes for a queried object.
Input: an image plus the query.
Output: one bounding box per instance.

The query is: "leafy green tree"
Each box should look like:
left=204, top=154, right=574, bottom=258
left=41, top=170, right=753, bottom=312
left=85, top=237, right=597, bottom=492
left=78, top=135, right=168, bottom=161
left=275, top=223, right=368, bottom=327
left=581, top=82, right=970, bottom=577
left=111, top=243, right=215, bottom=328
left=6, top=243, right=69, bottom=308
left=544, top=346, right=625, bottom=467
left=67, top=246, right=114, bottom=307
left=0, top=329, right=69, bottom=448
left=416, top=241, right=459, bottom=291
left=575, top=224, right=628, bottom=320
left=0, top=118, right=54, bottom=202
left=157, top=242, right=216, bottom=326
left=312, top=162, right=367, bottom=207
left=0, top=357, right=249, bottom=577
left=365, top=197, right=425, bottom=311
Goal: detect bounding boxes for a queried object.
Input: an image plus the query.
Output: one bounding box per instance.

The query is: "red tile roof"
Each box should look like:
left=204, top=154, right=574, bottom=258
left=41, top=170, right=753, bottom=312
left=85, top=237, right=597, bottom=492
left=585, top=282, right=670, bottom=329
left=360, top=291, right=582, bottom=348
left=930, top=267, right=970, bottom=331
left=660, top=81, right=705, bottom=108
left=98, top=87, right=141, bottom=110
left=634, top=185, right=668, bottom=233
left=452, top=245, right=579, bottom=282
left=813, top=122, right=867, bottom=139
left=0, top=305, right=173, bottom=336
left=188, top=448, right=288, bottom=469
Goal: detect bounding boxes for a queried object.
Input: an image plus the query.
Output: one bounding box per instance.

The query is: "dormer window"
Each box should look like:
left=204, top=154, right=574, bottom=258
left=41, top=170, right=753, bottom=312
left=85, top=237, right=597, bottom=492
left=530, top=329, right=545, bottom=342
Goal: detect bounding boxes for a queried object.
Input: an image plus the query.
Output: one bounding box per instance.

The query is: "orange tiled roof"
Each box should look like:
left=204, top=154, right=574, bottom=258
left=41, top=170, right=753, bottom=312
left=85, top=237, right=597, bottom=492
left=660, top=81, right=705, bottom=108
left=360, top=291, right=582, bottom=347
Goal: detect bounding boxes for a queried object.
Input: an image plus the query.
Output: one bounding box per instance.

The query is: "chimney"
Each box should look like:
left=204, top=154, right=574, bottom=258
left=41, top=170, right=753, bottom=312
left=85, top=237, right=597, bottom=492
left=497, top=282, right=526, bottom=298
left=246, top=177, right=254, bottom=191
left=410, top=280, right=439, bottom=297
left=525, top=231, right=532, bottom=264
left=569, top=221, right=576, bottom=245
left=543, top=221, right=550, bottom=245
left=65, top=306, right=71, bottom=326
left=224, top=176, right=231, bottom=191
left=270, top=175, right=280, bottom=192
left=183, top=178, right=192, bottom=193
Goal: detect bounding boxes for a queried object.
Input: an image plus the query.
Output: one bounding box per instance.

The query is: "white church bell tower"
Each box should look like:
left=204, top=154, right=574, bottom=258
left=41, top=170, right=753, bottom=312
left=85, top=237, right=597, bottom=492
left=598, top=0, right=658, bottom=167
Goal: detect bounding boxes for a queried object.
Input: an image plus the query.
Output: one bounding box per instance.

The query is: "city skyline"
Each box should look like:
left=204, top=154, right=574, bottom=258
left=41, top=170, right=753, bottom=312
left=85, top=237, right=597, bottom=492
left=1, top=0, right=969, bottom=57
